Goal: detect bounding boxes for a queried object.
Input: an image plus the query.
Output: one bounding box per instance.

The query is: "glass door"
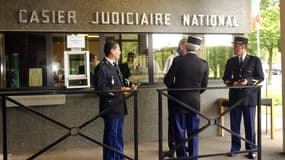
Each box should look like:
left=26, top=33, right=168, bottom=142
left=0, top=34, right=5, bottom=88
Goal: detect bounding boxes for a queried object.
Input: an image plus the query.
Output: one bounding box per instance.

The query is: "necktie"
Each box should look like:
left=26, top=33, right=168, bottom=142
left=239, top=57, right=243, bottom=66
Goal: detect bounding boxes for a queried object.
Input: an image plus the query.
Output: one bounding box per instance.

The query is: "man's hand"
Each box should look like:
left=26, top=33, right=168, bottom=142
left=130, top=84, right=138, bottom=90
left=121, top=84, right=138, bottom=95
left=121, top=87, right=131, bottom=95
left=239, top=79, right=248, bottom=86
left=121, top=87, right=130, bottom=90
left=233, top=79, right=248, bottom=86
left=233, top=81, right=240, bottom=86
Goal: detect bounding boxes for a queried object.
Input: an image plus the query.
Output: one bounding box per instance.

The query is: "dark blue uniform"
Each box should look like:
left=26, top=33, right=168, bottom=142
left=223, top=54, right=264, bottom=153
left=94, top=58, right=127, bottom=160
left=164, top=52, right=208, bottom=158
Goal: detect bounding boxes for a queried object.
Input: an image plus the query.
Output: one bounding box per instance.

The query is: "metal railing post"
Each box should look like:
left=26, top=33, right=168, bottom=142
left=158, top=90, right=163, bottom=160
left=133, top=92, right=138, bottom=160
left=1, top=96, right=7, bottom=160
left=257, top=86, right=262, bottom=160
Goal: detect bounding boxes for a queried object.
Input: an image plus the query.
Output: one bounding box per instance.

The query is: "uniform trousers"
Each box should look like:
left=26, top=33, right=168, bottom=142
left=230, top=105, right=256, bottom=153
left=103, top=117, right=125, bottom=160
left=174, top=111, right=200, bottom=159
left=167, top=96, right=175, bottom=151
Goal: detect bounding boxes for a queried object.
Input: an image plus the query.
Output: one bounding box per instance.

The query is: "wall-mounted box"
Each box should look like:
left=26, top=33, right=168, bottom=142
left=64, top=51, right=90, bottom=88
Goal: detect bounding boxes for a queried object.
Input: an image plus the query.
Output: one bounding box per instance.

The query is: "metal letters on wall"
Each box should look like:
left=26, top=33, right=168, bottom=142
left=0, top=0, right=251, bottom=33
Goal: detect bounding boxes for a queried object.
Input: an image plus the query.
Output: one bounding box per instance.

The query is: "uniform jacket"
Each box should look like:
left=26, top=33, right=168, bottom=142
left=223, top=54, right=264, bottom=106
left=94, top=58, right=127, bottom=118
left=164, top=52, right=209, bottom=112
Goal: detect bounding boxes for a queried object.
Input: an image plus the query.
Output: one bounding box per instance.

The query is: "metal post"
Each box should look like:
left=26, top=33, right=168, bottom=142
left=1, top=96, right=7, bottom=160
left=158, top=90, right=163, bottom=160
left=134, top=92, right=138, bottom=160
left=265, top=104, right=268, bottom=135
left=147, top=34, right=154, bottom=84
left=257, top=87, right=262, bottom=160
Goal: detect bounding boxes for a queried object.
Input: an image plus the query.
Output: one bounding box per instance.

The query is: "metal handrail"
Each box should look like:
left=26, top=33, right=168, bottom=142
left=157, top=85, right=262, bottom=160
left=0, top=88, right=139, bottom=160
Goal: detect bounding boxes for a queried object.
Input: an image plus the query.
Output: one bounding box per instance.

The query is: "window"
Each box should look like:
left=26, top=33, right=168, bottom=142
left=152, top=34, right=186, bottom=82
left=152, top=34, right=234, bottom=82
left=120, top=34, right=149, bottom=84
left=52, top=33, right=100, bottom=87
left=5, top=33, right=47, bottom=88
left=2, top=32, right=234, bottom=88
left=204, top=34, right=233, bottom=79
left=3, top=32, right=101, bottom=88
left=104, top=33, right=149, bottom=84
left=2, top=32, right=151, bottom=88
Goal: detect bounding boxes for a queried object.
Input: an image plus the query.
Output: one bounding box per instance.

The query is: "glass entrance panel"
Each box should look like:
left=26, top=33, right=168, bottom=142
left=69, top=54, right=86, bottom=75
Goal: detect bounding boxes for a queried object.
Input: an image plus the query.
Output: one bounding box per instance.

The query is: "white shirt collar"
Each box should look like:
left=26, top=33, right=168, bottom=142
left=105, top=57, right=116, bottom=65
left=239, top=53, right=247, bottom=61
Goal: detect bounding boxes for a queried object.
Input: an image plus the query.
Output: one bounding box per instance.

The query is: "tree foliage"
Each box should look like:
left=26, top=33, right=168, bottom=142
left=248, top=0, right=280, bottom=84
left=206, top=46, right=232, bottom=79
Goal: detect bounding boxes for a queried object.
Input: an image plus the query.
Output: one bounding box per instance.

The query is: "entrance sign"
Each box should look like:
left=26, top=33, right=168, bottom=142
left=67, top=35, right=85, bottom=49
left=0, top=0, right=251, bottom=33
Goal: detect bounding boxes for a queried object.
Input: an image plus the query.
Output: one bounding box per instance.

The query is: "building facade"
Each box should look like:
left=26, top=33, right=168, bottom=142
left=4, top=0, right=281, bottom=156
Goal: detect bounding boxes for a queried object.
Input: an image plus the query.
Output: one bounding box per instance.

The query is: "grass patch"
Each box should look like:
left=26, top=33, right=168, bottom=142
left=261, top=90, right=282, bottom=105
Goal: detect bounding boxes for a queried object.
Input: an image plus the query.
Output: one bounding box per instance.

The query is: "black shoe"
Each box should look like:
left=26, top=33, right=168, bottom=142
left=247, top=153, right=256, bottom=159
left=227, top=153, right=236, bottom=157
left=163, top=151, right=174, bottom=158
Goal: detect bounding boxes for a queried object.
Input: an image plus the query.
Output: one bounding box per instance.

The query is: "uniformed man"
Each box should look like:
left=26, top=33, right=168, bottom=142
left=94, top=40, right=136, bottom=160
left=164, top=35, right=208, bottom=159
left=163, top=39, right=187, bottom=157
left=223, top=35, right=264, bottom=159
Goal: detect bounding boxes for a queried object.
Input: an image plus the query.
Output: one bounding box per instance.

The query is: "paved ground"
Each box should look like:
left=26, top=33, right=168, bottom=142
left=3, top=129, right=284, bottom=160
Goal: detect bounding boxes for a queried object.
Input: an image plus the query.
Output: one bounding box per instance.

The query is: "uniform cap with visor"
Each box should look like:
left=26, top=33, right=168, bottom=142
left=233, top=36, right=248, bottom=45
left=187, top=35, right=202, bottom=46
